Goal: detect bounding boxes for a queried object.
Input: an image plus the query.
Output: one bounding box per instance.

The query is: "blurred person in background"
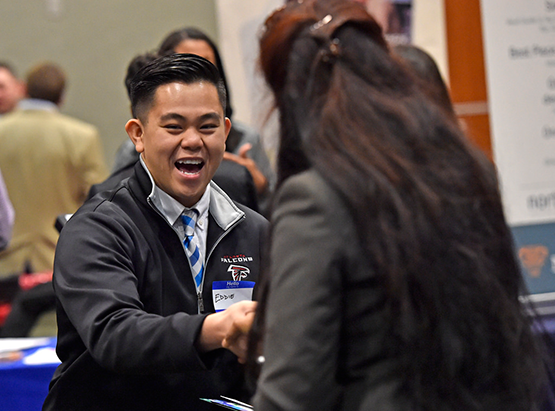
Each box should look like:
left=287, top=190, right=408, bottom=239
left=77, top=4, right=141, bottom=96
left=0, top=62, right=25, bottom=117
left=0, top=62, right=107, bottom=337
left=0, top=169, right=14, bottom=251
left=0, top=168, right=15, bottom=333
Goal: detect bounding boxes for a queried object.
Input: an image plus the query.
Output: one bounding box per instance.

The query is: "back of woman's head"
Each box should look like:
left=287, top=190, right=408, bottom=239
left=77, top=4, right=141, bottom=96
left=259, top=1, right=547, bottom=409
left=392, top=44, right=455, bottom=118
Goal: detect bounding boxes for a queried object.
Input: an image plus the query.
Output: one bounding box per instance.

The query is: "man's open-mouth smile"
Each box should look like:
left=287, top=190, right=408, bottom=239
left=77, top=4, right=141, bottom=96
left=175, top=159, right=205, bottom=175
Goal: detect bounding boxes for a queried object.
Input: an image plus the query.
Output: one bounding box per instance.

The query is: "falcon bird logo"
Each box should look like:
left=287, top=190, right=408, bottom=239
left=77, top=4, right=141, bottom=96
left=228, top=264, right=250, bottom=281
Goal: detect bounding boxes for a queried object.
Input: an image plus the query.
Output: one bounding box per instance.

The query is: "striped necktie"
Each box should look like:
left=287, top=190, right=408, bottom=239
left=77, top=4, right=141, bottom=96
left=181, top=210, right=204, bottom=290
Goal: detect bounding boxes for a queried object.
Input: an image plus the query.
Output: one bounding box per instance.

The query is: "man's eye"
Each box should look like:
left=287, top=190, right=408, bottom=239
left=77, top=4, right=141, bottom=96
left=200, top=123, right=218, bottom=130
left=164, top=124, right=182, bottom=130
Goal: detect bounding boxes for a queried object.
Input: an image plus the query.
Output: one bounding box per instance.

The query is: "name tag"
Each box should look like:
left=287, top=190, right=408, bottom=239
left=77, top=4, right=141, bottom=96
left=212, top=281, right=255, bottom=312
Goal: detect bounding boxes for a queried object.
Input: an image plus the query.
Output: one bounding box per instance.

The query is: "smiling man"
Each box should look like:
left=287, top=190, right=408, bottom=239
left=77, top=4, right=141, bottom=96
left=43, top=54, right=268, bottom=411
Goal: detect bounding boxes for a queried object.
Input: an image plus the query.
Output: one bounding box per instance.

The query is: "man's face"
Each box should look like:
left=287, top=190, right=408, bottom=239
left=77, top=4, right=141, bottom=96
left=0, top=68, right=24, bottom=115
left=126, top=81, right=230, bottom=208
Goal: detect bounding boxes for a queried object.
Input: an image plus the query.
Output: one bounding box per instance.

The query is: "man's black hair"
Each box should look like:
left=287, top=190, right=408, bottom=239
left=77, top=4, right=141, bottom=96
left=124, top=52, right=158, bottom=100
left=129, top=53, right=227, bottom=122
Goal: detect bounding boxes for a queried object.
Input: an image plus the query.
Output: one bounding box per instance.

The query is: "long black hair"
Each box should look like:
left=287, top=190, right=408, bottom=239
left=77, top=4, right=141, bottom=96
left=255, top=0, right=549, bottom=409
left=392, top=44, right=456, bottom=120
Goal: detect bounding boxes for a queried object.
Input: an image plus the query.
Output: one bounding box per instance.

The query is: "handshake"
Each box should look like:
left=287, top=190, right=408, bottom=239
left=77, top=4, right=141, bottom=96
left=198, top=300, right=257, bottom=364
left=222, top=300, right=257, bottom=364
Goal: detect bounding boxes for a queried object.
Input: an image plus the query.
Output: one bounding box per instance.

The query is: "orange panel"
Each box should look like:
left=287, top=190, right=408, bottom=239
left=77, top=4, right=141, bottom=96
left=444, top=0, right=488, bottom=103
left=444, top=0, right=492, bottom=157
left=460, top=114, right=493, bottom=161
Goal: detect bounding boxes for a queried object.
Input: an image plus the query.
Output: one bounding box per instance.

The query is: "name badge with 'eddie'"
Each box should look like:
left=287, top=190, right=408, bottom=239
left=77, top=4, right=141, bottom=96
left=212, top=281, right=255, bottom=312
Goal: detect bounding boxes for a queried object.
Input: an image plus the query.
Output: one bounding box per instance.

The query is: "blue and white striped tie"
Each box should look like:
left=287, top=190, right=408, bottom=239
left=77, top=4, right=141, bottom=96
left=181, top=210, right=204, bottom=290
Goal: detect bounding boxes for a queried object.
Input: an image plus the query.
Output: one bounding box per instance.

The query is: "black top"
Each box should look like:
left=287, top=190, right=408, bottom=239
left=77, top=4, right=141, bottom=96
left=44, top=162, right=268, bottom=411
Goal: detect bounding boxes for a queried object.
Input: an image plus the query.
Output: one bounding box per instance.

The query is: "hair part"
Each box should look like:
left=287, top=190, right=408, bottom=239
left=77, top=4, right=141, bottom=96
left=128, top=53, right=227, bottom=123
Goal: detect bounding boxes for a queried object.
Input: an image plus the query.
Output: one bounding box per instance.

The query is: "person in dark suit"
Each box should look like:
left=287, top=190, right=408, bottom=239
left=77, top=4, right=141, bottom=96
left=229, top=1, right=550, bottom=410
left=89, top=52, right=259, bottom=211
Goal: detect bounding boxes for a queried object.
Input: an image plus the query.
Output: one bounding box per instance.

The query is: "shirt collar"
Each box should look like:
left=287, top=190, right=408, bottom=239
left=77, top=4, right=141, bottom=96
left=17, top=98, right=58, bottom=112
left=139, top=156, right=210, bottom=227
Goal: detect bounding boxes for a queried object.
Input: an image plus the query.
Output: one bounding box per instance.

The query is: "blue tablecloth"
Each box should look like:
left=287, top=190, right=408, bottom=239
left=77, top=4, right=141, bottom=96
left=0, top=337, right=58, bottom=411
left=0, top=319, right=554, bottom=411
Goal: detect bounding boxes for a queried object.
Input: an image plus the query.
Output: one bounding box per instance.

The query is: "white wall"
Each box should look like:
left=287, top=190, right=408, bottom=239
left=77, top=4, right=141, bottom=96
left=411, top=0, right=449, bottom=83
left=216, top=0, right=448, bottom=166
left=0, top=0, right=218, bottom=169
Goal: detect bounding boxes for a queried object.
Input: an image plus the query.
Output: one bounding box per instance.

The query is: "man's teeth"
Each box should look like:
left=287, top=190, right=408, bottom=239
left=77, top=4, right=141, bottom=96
left=177, top=160, right=202, bottom=165
left=176, top=159, right=203, bottom=175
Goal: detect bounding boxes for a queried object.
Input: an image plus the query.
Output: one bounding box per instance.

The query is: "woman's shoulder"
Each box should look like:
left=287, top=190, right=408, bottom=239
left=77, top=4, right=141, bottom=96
left=274, top=169, right=349, bottom=227
left=278, top=169, right=340, bottom=203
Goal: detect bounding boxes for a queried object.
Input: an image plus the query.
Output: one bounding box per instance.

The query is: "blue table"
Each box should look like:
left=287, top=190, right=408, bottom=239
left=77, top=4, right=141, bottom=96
left=0, top=320, right=554, bottom=411
left=0, top=337, right=59, bottom=411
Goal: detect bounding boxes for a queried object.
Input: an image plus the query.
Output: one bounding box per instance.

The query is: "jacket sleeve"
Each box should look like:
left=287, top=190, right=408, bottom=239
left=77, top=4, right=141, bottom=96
left=53, top=207, right=210, bottom=374
left=253, top=172, right=344, bottom=411
left=0, top=169, right=14, bottom=251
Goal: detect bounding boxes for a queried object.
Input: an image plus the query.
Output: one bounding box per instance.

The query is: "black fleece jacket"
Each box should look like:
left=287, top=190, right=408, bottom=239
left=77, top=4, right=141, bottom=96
left=43, top=162, right=268, bottom=411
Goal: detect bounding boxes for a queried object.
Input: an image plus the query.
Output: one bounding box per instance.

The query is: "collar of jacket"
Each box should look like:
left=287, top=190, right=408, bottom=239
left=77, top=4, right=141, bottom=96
left=131, top=160, right=245, bottom=232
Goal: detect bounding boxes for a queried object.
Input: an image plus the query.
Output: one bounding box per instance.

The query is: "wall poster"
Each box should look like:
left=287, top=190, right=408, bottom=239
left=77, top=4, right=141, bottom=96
left=481, top=0, right=555, bottom=300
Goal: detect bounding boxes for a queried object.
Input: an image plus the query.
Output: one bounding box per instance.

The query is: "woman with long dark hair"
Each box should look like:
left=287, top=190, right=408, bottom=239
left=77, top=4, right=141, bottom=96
left=247, top=0, right=549, bottom=409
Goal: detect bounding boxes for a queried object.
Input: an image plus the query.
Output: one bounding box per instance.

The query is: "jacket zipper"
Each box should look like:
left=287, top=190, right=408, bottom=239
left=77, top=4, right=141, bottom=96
left=199, top=215, right=245, bottom=313
left=197, top=291, right=204, bottom=313
left=148, top=197, right=245, bottom=314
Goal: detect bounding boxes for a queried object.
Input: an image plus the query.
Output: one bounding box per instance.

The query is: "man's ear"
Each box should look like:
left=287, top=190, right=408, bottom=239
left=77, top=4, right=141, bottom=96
left=224, top=117, right=232, bottom=143
left=125, top=118, right=145, bottom=153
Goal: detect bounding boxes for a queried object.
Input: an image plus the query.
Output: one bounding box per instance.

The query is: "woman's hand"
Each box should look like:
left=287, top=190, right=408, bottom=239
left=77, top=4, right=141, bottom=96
left=224, top=144, right=268, bottom=195
left=196, top=300, right=257, bottom=363
left=222, top=302, right=257, bottom=363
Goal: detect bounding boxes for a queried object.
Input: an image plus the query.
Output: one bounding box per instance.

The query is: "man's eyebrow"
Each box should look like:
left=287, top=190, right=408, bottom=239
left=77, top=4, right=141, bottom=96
left=198, top=112, right=222, bottom=122
left=160, top=112, right=186, bottom=122
left=159, top=112, right=222, bottom=122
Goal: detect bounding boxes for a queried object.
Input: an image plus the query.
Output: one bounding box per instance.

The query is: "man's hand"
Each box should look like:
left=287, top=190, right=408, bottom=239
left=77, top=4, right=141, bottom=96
left=196, top=300, right=257, bottom=362
left=222, top=306, right=256, bottom=364
left=224, top=144, right=268, bottom=195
